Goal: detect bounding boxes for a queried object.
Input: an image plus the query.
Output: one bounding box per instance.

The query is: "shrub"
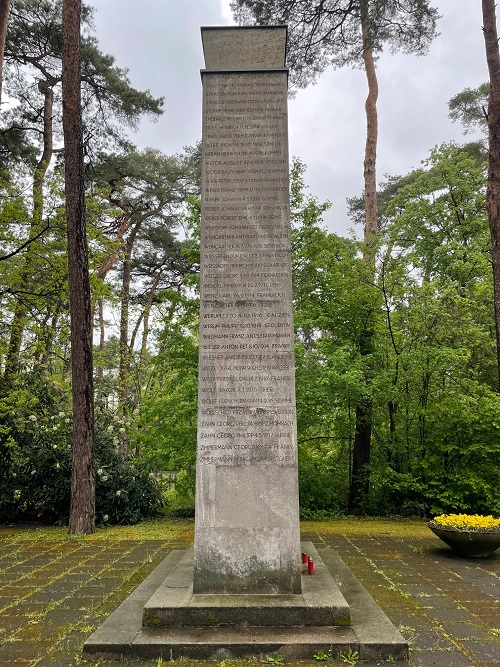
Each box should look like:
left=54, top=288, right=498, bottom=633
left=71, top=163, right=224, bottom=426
left=297, top=441, right=349, bottom=515
left=162, top=470, right=195, bottom=518
left=0, top=402, right=164, bottom=525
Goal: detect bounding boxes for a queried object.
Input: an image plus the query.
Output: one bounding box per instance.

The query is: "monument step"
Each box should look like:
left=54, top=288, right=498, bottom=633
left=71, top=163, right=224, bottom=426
left=116, top=625, right=359, bottom=661
left=142, top=543, right=350, bottom=628
left=84, top=542, right=408, bottom=662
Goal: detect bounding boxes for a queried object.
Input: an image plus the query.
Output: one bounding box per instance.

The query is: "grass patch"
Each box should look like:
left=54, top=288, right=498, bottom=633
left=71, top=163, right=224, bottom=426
left=301, top=517, right=430, bottom=539
left=0, top=518, right=194, bottom=543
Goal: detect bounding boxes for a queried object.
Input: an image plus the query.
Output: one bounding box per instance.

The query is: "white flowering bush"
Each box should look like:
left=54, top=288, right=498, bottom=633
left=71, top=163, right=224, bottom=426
left=0, top=377, right=163, bottom=524
left=0, top=374, right=71, bottom=521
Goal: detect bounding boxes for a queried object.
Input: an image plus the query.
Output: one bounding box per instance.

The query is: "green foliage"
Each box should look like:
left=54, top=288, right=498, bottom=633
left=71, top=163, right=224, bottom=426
left=2, top=129, right=500, bottom=523
left=134, top=291, right=199, bottom=514
left=94, top=411, right=165, bottom=525
left=297, top=436, right=349, bottom=516
left=291, top=148, right=500, bottom=517
left=313, top=649, right=330, bottom=661
left=339, top=647, right=359, bottom=666
left=291, top=159, right=369, bottom=513
left=362, top=143, right=498, bottom=515
left=448, top=83, right=489, bottom=135
left=0, top=372, right=163, bottom=525
left=0, top=1, right=199, bottom=528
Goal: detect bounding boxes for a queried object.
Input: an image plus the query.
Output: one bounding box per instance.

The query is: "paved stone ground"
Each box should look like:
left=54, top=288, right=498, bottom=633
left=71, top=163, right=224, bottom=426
left=303, top=522, right=500, bottom=667
left=0, top=519, right=498, bottom=667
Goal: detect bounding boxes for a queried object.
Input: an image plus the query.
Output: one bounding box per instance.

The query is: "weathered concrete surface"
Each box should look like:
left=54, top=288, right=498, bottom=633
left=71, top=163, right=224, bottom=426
left=195, top=26, right=300, bottom=595
left=84, top=542, right=407, bottom=661
left=143, top=543, right=350, bottom=628
left=125, top=625, right=358, bottom=661
left=319, top=547, right=407, bottom=662
left=201, top=26, right=287, bottom=70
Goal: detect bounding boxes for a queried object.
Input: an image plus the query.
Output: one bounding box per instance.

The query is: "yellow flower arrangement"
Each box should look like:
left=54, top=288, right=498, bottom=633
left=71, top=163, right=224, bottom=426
left=429, top=514, right=500, bottom=532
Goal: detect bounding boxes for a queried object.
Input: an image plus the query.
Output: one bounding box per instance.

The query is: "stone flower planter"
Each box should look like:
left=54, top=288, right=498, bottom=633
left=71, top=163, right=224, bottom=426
left=428, top=524, right=500, bottom=558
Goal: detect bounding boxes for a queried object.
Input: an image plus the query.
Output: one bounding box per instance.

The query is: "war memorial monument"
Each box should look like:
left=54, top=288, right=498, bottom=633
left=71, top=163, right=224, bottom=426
left=84, top=26, right=407, bottom=662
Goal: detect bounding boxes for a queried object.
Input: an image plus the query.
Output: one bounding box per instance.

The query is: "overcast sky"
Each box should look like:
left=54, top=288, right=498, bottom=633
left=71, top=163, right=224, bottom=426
left=91, top=0, right=487, bottom=237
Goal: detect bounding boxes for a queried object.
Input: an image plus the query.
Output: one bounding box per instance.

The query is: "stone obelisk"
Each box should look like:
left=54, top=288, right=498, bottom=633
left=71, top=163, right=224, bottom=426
left=193, top=26, right=301, bottom=595
left=84, top=27, right=407, bottom=662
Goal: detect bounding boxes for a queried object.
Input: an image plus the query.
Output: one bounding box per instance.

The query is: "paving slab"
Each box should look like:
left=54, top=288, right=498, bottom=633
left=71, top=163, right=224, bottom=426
left=410, top=650, right=474, bottom=666
left=459, top=640, right=500, bottom=661
left=83, top=550, right=185, bottom=652
left=410, top=631, right=454, bottom=650
left=318, top=547, right=408, bottom=662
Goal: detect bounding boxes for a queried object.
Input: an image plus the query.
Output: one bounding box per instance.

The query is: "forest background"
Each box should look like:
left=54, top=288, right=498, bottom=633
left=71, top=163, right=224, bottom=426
left=1, top=0, right=499, bottom=527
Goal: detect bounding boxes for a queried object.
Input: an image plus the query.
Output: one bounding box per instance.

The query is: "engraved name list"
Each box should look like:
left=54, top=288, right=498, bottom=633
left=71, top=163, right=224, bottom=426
left=198, top=70, right=297, bottom=468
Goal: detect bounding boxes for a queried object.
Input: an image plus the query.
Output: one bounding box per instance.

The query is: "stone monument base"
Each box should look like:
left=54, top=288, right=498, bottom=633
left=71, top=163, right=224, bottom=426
left=84, top=542, right=408, bottom=662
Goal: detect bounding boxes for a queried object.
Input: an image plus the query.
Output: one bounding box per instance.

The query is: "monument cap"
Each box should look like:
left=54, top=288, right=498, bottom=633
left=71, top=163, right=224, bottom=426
left=201, top=25, right=287, bottom=70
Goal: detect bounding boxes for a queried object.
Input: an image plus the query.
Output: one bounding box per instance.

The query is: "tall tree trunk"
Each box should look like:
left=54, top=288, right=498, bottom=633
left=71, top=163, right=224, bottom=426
left=34, top=302, right=61, bottom=365
left=0, top=0, right=10, bottom=107
left=97, top=214, right=133, bottom=281
left=139, top=271, right=161, bottom=362
left=62, top=0, right=95, bottom=535
left=129, top=309, right=145, bottom=357
left=349, top=1, right=379, bottom=513
left=118, top=249, right=131, bottom=406
left=4, top=80, right=55, bottom=379
left=482, top=0, right=500, bottom=388
left=361, top=9, right=379, bottom=250
left=33, top=81, right=55, bottom=222
left=118, top=225, right=140, bottom=405
left=42, top=309, right=61, bottom=370
left=136, top=270, right=162, bottom=399
left=96, top=297, right=105, bottom=383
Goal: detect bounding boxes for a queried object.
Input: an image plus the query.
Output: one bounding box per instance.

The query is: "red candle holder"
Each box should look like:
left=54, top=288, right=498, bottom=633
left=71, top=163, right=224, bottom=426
left=308, top=556, right=314, bottom=574
left=301, top=552, right=308, bottom=565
